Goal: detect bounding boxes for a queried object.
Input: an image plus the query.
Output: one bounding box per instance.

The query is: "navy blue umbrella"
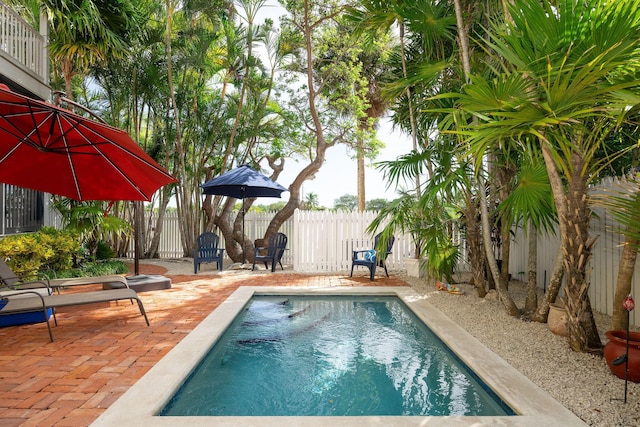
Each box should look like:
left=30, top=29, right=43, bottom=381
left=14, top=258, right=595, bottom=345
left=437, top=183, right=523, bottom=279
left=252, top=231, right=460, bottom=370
left=201, top=165, right=287, bottom=263
left=201, top=165, right=287, bottom=199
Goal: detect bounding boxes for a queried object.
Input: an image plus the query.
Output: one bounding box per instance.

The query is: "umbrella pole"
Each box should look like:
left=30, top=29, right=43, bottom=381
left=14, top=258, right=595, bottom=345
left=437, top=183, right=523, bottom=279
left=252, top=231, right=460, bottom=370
left=134, top=201, right=142, bottom=276
left=242, top=207, right=246, bottom=265
left=242, top=187, right=246, bottom=265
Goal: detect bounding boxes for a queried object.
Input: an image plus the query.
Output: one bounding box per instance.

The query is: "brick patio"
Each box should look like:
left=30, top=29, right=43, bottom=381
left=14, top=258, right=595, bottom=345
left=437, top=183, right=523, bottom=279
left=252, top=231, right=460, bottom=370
left=0, top=263, right=406, bottom=427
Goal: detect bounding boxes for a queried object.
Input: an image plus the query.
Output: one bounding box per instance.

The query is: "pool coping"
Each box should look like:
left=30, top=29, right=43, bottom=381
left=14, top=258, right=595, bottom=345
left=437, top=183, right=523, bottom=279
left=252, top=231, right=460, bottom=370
left=91, top=286, right=587, bottom=427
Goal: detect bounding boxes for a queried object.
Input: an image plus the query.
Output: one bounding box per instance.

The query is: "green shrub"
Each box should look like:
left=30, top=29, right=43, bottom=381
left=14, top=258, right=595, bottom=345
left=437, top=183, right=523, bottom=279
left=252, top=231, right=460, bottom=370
left=95, top=240, right=116, bottom=260
left=0, top=227, right=83, bottom=280
left=36, top=227, right=82, bottom=273
left=0, top=233, right=53, bottom=280
left=54, top=260, right=129, bottom=279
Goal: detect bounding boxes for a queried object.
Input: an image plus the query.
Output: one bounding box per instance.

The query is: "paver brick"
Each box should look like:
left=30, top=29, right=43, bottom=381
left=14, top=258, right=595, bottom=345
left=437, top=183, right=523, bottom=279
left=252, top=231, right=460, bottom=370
left=0, top=264, right=404, bottom=426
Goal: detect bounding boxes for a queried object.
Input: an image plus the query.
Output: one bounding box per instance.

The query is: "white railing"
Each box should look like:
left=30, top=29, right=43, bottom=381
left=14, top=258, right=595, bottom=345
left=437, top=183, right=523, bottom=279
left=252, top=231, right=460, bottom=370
left=0, top=2, right=46, bottom=79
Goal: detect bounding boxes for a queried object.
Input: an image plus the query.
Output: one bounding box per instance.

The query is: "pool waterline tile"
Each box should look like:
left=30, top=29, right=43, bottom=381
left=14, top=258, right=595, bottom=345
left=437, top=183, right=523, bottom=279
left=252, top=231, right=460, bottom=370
left=91, top=286, right=587, bottom=427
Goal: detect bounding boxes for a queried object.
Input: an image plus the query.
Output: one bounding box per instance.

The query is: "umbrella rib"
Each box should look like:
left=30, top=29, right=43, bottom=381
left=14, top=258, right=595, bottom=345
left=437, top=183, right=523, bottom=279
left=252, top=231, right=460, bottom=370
left=55, top=115, right=173, bottom=200
left=0, top=88, right=176, bottom=201
left=0, top=102, right=56, bottom=149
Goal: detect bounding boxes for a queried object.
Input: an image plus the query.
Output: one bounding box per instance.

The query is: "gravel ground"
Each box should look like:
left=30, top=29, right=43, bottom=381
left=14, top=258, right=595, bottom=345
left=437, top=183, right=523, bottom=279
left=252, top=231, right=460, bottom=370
left=139, top=259, right=640, bottom=426
left=400, top=273, right=640, bottom=427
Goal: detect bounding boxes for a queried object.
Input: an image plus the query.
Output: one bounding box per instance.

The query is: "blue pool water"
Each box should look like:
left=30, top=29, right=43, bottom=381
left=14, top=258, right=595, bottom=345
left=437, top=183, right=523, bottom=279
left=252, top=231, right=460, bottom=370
left=160, top=295, right=514, bottom=417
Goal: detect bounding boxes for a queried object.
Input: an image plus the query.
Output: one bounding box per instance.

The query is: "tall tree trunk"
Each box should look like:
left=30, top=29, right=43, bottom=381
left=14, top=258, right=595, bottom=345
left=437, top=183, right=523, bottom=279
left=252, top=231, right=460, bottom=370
left=463, top=192, right=486, bottom=297
left=479, top=175, right=519, bottom=315
left=525, top=222, right=538, bottom=312
left=453, top=0, right=471, bottom=80
left=454, top=0, right=492, bottom=300
left=356, top=115, right=368, bottom=212
left=541, top=143, right=601, bottom=351
left=611, top=234, right=639, bottom=330
left=145, top=186, right=173, bottom=258
left=214, top=199, right=241, bottom=261
left=532, top=247, right=565, bottom=323
left=62, top=58, right=74, bottom=101
left=497, top=162, right=516, bottom=292
left=260, top=0, right=338, bottom=245
left=165, top=0, right=197, bottom=257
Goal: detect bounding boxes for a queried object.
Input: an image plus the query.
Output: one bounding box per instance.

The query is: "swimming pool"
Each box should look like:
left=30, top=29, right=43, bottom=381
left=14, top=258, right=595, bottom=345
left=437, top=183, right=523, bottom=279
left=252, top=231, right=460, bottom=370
left=161, top=295, right=513, bottom=416
left=92, top=286, right=587, bottom=426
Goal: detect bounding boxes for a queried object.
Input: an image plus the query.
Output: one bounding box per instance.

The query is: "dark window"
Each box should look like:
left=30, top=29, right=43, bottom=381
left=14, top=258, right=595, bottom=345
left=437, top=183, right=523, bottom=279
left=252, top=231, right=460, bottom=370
left=2, top=184, right=44, bottom=234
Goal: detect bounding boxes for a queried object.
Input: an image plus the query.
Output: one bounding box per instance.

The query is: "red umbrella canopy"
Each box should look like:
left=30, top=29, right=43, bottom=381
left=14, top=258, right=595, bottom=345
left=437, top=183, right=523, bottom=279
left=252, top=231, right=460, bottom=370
left=0, top=85, right=176, bottom=201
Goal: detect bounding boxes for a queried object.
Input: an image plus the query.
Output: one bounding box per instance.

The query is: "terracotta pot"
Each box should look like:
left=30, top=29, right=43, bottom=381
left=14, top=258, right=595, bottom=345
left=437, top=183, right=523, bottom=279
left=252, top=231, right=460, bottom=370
left=548, top=303, right=568, bottom=337
left=604, top=330, right=640, bottom=383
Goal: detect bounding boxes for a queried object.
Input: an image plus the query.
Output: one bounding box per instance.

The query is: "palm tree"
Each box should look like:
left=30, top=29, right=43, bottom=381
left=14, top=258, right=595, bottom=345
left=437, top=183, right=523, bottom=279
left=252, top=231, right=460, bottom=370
left=303, top=193, right=320, bottom=210
left=346, top=0, right=451, bottom=196
left=354, top=37, right=392, bottom=212
left=450, top=0, right=640, bottom=351
left=497, top=149, right=557, bottom=315
left=42, top=0, right=142, bottom=100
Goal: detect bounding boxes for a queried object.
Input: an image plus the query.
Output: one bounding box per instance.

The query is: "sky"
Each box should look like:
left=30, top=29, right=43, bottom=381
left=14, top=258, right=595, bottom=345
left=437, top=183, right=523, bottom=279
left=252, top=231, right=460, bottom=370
left=273, top=119, right=413, bottom=208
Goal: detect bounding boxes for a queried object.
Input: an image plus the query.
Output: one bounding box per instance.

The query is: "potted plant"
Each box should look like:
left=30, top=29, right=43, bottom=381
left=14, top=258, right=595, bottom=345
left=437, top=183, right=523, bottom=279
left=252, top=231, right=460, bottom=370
left=367, top=193, right=425, bottom=277
left=604, top=295, right=639, bottom=382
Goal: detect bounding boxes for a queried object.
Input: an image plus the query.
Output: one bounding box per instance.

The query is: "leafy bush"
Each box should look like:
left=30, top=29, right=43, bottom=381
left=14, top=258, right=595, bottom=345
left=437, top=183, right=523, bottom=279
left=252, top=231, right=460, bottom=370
left=0, top=227, right=82, bottom=279
left=54, top=260, right=129, bottom=279
left=0, top=233, right=52, bottom=280
left=95, top=240, right=116, bottom=260
left=36, top=227, right=82, bottom=272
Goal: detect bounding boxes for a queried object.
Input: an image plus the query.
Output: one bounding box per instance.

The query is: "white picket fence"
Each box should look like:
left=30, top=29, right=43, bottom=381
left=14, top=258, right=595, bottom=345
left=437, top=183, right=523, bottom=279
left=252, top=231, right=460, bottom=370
left=136, top=205, right=639, bottom=327
left=140, top=210, right=472, bottom=272
left=292, top=211, right=413, bottom=273
left=135, top=210, right=415, bottom=272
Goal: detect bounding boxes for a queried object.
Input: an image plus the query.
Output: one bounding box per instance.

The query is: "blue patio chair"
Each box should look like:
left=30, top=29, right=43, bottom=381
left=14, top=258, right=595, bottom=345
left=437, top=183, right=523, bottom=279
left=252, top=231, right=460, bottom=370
left=350, top=233, right=395, bottom=281
left=252, top=233, right=288, bottom=272
left=193, top=232, right=225, bottom=273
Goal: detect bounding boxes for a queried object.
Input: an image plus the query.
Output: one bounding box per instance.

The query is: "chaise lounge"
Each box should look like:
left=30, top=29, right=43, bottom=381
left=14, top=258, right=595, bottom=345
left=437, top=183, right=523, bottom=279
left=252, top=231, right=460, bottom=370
left=0, top=261, right=149, bottom=342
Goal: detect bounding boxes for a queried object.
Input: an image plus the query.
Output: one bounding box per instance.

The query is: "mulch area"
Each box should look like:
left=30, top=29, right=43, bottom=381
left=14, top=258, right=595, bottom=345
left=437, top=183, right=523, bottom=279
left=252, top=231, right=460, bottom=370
left=0, top=264, right=407, bottom=427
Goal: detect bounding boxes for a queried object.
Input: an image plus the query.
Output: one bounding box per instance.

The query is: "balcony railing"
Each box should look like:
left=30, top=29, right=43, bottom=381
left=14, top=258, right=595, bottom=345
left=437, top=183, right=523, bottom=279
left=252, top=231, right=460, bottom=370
left=0, top=2, right=46, bottom=82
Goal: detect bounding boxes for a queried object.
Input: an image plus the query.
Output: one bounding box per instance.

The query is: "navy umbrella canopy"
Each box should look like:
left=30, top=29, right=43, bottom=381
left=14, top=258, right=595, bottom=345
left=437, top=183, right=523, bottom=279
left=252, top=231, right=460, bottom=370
left=201, top=164, right=287, bottom=199
left=201, top=165, right=288, bottom=263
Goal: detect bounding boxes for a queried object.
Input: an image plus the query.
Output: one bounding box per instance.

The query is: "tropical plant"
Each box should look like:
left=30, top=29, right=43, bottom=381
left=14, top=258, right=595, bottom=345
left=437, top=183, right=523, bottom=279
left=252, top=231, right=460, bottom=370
left=302, top=193, right=320, bottom=210
left=447, top=0, right=640, bottom=351
left=496, top=152, right=557, bottom=315
left=44, top=0, right=142, bottom=100
left=0, top=233, right=52, bottom=279
left=51, top=198, right=132, bottom=261
left=0, top=228, right=82, bottom=278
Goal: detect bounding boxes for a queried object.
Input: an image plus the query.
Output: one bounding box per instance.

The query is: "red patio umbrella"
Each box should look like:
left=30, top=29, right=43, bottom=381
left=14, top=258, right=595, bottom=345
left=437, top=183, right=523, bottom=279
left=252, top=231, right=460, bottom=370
left=0, top=85, right=177, bottom=276
left=0, top=84, right=176, bottom=201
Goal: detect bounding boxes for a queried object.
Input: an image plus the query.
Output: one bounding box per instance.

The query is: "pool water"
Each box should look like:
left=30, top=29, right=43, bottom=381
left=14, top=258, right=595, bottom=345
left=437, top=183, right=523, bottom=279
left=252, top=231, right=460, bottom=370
left=160, top=295, right=514, bottom=417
